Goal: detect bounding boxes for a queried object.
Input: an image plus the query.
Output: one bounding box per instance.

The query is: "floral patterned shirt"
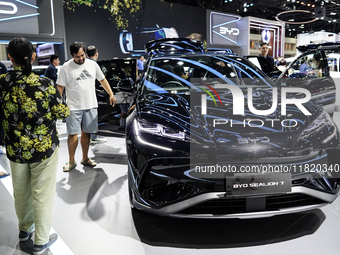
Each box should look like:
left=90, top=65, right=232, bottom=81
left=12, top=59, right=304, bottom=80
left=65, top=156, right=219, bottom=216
left=0, top=67, right=70, bottom=163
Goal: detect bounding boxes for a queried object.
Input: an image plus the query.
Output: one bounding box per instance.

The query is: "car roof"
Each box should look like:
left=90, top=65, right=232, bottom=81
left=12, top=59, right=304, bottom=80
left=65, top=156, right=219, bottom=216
left=149, top=51, right=239, bottom=59
left=297, top=42, right=340, bottom=53
left=145, top=38, right=205, bottom=56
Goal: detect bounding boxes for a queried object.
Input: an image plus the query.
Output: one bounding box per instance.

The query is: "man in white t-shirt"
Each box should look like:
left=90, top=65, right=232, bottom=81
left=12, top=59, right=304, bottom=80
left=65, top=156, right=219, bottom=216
left=57, top=42, right=116, bottom=172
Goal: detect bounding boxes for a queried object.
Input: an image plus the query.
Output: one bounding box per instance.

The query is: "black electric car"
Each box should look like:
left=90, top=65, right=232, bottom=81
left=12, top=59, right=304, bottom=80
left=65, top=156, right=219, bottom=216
left=119, top=38, right=340, bottom=218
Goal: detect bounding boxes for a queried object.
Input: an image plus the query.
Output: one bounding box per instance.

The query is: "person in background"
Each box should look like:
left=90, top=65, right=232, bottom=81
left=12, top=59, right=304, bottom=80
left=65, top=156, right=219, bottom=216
left=173, top=65, right=189, bottom=80
left=0, top=61, right=7, bottom=155
left=57, top=42, right=116, bottom=172
left=309, top=52, right=324, bottom=78
left=0, top=37, right=69, bottom=254
left=277, top=58, right=287, bottom=72
left=44, top=54, right=60, bottom=84
left=86, top=45, right=107, bottom=144
left=299, top=56, right=311, bottom=73
left=311, top=52, right=323, bottom=70
left=258, top=42, right=275, bottom=77
left=137, top=55, right=144, bottom=78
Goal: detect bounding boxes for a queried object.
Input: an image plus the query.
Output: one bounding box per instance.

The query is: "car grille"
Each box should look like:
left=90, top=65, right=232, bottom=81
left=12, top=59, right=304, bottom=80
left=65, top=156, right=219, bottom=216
left=177, top=193, right=325, bottom=215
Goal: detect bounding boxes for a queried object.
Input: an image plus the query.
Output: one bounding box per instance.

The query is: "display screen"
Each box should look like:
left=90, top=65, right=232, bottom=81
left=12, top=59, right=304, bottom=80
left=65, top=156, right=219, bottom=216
left=0, top=0, right=54, bottom=35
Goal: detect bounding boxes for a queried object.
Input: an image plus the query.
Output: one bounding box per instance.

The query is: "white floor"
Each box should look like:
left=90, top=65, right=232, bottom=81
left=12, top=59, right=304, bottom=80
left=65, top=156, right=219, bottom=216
left=1, top=89, right=340, bottom=254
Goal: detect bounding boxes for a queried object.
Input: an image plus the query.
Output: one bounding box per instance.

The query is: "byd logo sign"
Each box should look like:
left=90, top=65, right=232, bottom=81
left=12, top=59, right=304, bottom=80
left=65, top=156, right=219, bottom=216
left=219, top=27, right=239, bottom=36
left=201, top=86, right=312, bottom=116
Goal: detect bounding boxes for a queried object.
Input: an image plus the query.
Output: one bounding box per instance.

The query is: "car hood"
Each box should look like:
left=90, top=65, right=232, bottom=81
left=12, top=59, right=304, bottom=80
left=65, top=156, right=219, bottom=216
left=138, top=89, right=322, bottom=155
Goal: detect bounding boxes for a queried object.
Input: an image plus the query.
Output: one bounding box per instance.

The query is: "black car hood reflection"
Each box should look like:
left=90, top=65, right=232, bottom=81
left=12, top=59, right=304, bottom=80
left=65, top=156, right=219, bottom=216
left=138, top=88, right=322, bottom=156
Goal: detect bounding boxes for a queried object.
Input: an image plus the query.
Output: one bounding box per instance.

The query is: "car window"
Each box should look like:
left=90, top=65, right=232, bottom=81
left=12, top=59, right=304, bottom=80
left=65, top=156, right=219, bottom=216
left=32, top=67, right=47, bottom=76
left=328, top=57, right=338, bottom=72
left=143, top=55, right=274, bottom=95
left=284, top=50, right=325, bottom=82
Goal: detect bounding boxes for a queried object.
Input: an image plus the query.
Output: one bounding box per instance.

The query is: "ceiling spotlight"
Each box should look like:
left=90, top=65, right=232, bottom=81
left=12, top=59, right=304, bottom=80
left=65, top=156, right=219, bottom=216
left=244, top=7, right=248, bottom=12
left=307, top=3, right=310, bottom=6
left=330, top=12, right=336, bottom=15
left=244, top=3, right=247, bottom=7
left=301, top=2, right=304, bottom=4
left=333, top=19, right=337, bottom=22
left=312, top=4, right=315, bottom=7
left=250, top=3, right=253, bottom=6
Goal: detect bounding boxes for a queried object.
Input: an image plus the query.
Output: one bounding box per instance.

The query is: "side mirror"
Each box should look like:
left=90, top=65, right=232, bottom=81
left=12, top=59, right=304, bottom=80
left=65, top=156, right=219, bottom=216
left=118, top=78, right=134, bottom=93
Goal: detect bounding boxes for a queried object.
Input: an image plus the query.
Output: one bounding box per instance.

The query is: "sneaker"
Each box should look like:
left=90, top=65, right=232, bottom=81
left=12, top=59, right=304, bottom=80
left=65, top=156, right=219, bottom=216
left=90, top=134, right=107, bottom=144
left=33, top=233, right=58, bottom=255
left=0, top=145, right=6, bottom=154
left=19, top=229, right=34, bottom=242
left=0, top=170, right=9, bottom=179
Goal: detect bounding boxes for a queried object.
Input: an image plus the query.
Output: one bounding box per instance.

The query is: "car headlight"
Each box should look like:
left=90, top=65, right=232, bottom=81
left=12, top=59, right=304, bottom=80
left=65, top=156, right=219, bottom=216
left=297, top=112, right=337, bottom=144
left=136, top=119, right=190, bottom=142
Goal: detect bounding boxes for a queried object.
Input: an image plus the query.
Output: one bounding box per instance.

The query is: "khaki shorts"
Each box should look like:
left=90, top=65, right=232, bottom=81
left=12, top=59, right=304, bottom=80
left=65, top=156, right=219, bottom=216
left=66, top=108, right=98, bottom=135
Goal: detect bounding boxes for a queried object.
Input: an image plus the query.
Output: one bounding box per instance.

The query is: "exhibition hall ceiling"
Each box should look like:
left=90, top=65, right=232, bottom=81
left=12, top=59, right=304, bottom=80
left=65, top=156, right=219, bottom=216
left=163, top=0, right=340, bottom=37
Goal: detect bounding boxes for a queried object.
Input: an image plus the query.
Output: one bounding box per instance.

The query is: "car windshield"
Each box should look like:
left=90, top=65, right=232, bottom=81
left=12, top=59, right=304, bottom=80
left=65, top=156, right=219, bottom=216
left=142, top=54, right=275, bottom=95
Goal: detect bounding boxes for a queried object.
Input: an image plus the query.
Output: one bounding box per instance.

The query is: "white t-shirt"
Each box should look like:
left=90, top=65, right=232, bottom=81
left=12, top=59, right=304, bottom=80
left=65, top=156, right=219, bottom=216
left=57, top=59, right=105, bottom=110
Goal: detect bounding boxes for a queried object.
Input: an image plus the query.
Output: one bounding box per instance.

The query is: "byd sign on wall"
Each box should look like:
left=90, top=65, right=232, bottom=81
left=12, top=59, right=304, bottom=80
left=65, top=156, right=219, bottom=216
left=210, top=12, right=241, bottom=45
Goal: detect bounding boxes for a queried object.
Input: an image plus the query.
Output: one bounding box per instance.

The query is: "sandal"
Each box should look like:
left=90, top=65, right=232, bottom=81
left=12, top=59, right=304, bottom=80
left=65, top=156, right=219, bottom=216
left=0, top=171, right=9, bottom=179
left=81, top=158, right=97, bottom=167
left=63, top=162, right=77, bottom=172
